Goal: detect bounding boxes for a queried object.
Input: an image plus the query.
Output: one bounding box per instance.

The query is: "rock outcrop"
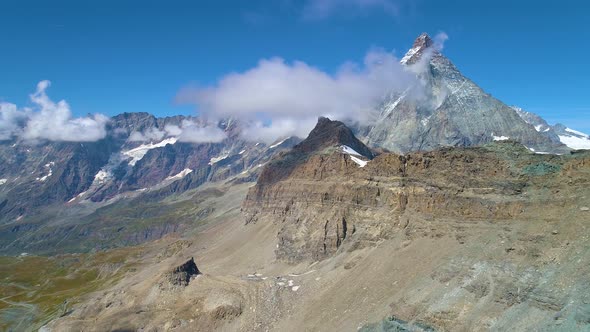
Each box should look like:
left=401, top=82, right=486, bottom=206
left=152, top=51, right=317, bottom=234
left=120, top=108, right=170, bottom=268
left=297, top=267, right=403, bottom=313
left=167, top=257, right=201, bottom=286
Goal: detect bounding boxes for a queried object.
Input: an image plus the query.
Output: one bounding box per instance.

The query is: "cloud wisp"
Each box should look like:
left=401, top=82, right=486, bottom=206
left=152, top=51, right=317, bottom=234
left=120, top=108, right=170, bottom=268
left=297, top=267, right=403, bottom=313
left=302, top=0, right=406, bottom=19
left=176, top=48, right=418, bottom=142
left=0, top=81, right=109, bottom=142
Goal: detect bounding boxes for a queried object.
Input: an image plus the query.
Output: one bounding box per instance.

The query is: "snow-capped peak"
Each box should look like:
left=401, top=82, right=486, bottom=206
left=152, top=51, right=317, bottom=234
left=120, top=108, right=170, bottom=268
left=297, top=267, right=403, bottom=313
left=559, top=128, right=590, bottom=150
left=400, top=33, right=434, bottom=65
left=565, top=128, right=589, bottom=138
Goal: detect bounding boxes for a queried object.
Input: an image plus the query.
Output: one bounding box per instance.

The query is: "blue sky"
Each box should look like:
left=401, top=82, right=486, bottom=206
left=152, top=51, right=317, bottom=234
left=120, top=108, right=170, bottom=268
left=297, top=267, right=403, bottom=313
left=1, top=0, right=589, bottom=132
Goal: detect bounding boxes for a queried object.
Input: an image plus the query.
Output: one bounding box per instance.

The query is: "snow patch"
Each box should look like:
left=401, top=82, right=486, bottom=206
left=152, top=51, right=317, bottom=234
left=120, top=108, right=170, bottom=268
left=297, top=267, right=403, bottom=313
left=340, top=145, right=361, bottom=157
left=565, top=128, right=589, bottom=138
left=166, top=168, right=193, bottom=181
left=93, top=170, right=111, bottom=184
left=239, top=149, right=246, bottom=154
left=269, top=137, right=290, bottom=149
left=492, top=135, right=510, bottom=141
left=559, top=135, right=590, bottom=150
left=209, top=153, right=229, bottom=165
left=400, top=46, right=420, bottom=65
left=68, top=190, right=88, bottom=203
left=122, top=137, right=178, bottom=166
left=350, top=155, right=368, bottom=167
left=0, top=179, right=7, bottom=185
left=382, top=90, right=408, bottom=117
left=36, top=162, right=54, bottom=182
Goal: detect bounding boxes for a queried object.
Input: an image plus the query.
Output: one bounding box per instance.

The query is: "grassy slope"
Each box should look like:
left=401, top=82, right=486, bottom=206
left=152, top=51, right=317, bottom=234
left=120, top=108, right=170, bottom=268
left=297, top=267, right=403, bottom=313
left=0, top=247, right=142, bottom=331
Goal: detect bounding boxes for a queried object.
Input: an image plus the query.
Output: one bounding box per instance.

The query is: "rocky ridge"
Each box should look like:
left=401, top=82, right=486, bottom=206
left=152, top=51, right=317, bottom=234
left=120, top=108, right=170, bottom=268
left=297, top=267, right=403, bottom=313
left=244, top=118, right=590, bottom=262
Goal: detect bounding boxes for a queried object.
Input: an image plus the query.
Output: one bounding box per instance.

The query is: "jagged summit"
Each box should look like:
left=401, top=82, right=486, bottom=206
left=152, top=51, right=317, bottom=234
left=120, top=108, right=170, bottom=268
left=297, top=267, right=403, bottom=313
left=298, top=117, right=373, bottom=159
left=400, top=32, right=435, bottom=65
left=252, top=117, right=374, bottom=190
left=413, top=32, right=433, bottom=48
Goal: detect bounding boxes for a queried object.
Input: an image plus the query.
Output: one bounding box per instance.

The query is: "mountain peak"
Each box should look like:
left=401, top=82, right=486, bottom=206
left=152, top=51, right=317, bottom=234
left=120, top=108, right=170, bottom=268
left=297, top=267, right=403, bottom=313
left=413, top=33, right=433, bottom=49
left=400, top=33, right=435, bottom=65
left=298, top=117, right=373, bottom=159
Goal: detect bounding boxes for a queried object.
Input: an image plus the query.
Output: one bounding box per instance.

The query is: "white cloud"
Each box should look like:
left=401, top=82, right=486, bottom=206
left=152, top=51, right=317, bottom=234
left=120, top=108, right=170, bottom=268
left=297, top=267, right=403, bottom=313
left=177, top=48, right=417, bottom=143
left=128, top=119, right=227, bottom=144
left=433, top=31, right=449, bottom=51
left=177, top=120, right=227, bottom=143
left=0, top=80, right=109, bottom=142
left=128, top=127, right=166, bottom=142
left=0, top=102, right=27, bottom=140
left=241, top=118, right=318, bottom=143
left=163, top=124, right=183, bottom=136
left=302, top=0, right=404, bottom=19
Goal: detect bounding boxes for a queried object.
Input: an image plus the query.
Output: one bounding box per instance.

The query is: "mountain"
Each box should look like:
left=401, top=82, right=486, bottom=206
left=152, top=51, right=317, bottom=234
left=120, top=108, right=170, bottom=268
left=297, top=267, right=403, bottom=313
left=358, top=33, right=569, bottom=154
left=251, top=116, right=374, bottom=192
left=512, top=106, right=590, bottom=150
left=0, top=113, right=301, bottom=254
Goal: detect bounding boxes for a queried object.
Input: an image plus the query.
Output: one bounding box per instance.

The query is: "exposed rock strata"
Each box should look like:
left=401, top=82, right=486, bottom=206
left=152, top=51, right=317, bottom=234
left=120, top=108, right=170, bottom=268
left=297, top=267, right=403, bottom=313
left=243, top=119, right=590, bottom=263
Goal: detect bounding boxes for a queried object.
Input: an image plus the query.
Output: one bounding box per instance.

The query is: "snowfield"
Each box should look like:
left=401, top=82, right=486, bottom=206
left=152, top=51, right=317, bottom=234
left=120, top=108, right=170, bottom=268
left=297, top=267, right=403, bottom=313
left=123, top=137, right=178, bottom=166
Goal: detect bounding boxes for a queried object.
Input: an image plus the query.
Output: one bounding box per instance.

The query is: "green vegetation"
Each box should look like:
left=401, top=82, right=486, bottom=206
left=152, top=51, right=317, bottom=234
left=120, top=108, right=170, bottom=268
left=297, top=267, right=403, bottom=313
left=359, top=316, right=436, bottom=332
left=522, top=162, right=561, bottom=176
left=0, top=246, right=141, bottom=331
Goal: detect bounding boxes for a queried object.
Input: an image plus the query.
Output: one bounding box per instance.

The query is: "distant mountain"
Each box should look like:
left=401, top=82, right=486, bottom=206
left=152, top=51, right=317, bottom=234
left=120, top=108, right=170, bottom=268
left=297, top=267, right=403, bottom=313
left=358, top=33, right=569, bottom=154
left=0, top=113, right=300, bottom=253
left=511, top=106, right=590, bottom=150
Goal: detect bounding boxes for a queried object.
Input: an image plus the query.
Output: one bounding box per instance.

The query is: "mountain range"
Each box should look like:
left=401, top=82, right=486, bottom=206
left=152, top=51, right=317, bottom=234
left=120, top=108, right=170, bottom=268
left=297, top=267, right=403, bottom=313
left=0, top=34, right=590, bottom=251
left=1, top=33, right=589, bottom=256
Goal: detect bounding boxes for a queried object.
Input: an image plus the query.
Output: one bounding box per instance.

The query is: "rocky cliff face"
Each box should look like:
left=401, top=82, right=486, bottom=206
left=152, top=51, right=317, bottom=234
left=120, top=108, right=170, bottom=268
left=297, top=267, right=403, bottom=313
left=359, top=33, right=568, bottom=154
left=244, top=118, right=590, bottom=262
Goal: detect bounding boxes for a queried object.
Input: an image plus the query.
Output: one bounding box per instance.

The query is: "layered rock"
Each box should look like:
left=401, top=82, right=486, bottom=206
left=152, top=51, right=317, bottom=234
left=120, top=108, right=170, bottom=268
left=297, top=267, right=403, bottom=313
left=244, top=118, right=590, bottom=262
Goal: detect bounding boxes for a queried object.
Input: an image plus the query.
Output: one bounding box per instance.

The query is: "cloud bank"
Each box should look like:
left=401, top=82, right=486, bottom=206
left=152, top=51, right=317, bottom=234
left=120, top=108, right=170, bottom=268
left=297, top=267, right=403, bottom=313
left=0, top=81, right=109, bottom=142
left=177, top=49, right=417, bottom=142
